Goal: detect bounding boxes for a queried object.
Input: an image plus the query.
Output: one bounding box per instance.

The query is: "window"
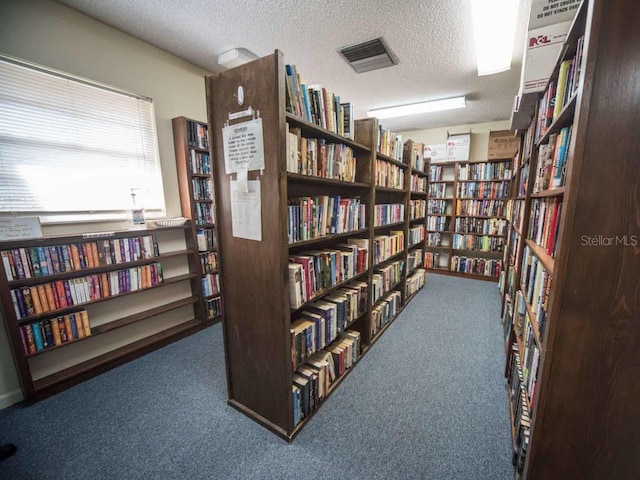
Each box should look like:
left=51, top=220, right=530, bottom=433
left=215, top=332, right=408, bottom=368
left=0, top=55, right=165, bottom=223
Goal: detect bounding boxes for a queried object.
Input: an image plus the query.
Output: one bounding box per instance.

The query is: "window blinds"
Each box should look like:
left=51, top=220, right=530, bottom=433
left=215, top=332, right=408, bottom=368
left=0, top=56, right=165, bottom=222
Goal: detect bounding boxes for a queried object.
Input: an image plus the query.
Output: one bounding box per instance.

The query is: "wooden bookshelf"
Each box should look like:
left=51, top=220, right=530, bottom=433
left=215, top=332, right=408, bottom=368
left=0, top=226, right=204, bottom=400
left=172, top=116, right=224, bottom=322
left=502, top=1, right=640, bottom=477
left=204, top=52, right=427, bottom=440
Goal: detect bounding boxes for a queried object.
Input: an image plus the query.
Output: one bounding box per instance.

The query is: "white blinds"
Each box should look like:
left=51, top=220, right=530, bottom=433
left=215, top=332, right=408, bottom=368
left=0, top=56, right=165, bottom=221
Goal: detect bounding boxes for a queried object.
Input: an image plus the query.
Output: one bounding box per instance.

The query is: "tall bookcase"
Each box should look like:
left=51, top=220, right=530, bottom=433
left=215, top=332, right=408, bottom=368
left=426, top=159, right=510, bottom=281
left=172, top=117, right=224, bottom=323
left=205, top=51, right=427, bottom=440
left=0, top=226, right=203, bottom=400
left=501, top=0, right=640, bottom=477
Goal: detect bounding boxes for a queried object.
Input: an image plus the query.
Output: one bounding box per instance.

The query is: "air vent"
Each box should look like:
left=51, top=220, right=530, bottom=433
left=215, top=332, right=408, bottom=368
left=337, top=37, right=399, bottom=74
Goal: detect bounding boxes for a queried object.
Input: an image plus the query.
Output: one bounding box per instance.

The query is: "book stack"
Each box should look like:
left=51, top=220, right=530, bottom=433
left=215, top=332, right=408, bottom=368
left=454, top=217, right=506, bottom=236
left=196, top=228, right=216, bottom=251
left=426, top=233, right=443, bottom=247
left=376, top=125, right=403, bottom=161
left=285, top=64, right=354, bottom=139
left=287, top=196, right=366, bottom=243
left=195, top=203, right=214, bottom=225
left=532, top=126, right=573, bottom=193
left=191, top=178, right=213, bottom=201
left=206, top=296, right=223, bottom=320
left=428, top=183, right=447, bottom=197
left=371, top=291, right=402, bottom=337
left=371, top=260, right=405, bottom=304
left=189, top=150, right=211, bottom=175
left=455, top=199, right=505, bottom=217
left=452, top=234, right=504, bottom=253
left=374, top=203, right=405, bottom=227
left=427, top=216, right=450, bottom=232
left=450, top=256, right=502, bottom=278
left=428, top=200, right=448, bottom=215
left=456, top=181, right=510, bottom=199
left=528, top=198, right=563, bottom=257
left=408, top=225, right=425, bottom=248
left=458, top=162, right=511, bottom=180
left=521, top=246, right=552, bottom=339
left=424, top=252, right=441, bottom=269
left=375, top=159, right=405, bottom=188
left=409, top=200, right=426, bottom=220
left=410, top=174, right=428, bottom=193
left=199, top=251, right=218, bottom=274
left=407, top=249, right=424, bottom=273
left=20, top=310, right=90, bottom=354
left=405, top=269, right=426, bottom=298
left=187, top=120, right=209, bottom=149
left=372, top=232, right=404, bottom=265
left=201, top=273, right=220, bottom=298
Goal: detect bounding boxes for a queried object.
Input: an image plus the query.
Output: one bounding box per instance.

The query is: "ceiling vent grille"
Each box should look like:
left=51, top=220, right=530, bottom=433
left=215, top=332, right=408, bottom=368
left=337, top=37, right=399, bottom=73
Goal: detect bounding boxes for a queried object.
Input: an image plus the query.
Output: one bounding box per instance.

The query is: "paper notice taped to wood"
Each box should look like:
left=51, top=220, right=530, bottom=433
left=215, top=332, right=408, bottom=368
left=230, top=179, right=262, bottom=241
left=0, top=217, right=43, bottom=242
left=222, top=118, right=265, bottom=174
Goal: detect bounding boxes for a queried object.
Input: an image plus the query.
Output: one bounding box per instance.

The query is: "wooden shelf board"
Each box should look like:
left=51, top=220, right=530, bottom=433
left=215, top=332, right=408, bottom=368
left=203, top=293, right=221, bottom=301
left=456, top=197, right=508, bottom=201
left=372, top=249, right=406, bottom=269
left=429, top=180, right=454, bottom=184
left=195, top=223, right=216, bottom=228
left=374, top=221, right=406, bottom=230
left=519, top=287, right=543, bottom=350
left=456, top=179, right=511, bottom=183
left=286, top=113, right=371, bottom=153
left=452, top=232, right=505, bottom=238
left=288, top=228, right=369, bottom=248
left=410, top=191, right=428, bottom=196
left=425, top=268, right=499, bottom=282
left=452, top=248, right=504, bottom=257
left=17, top=273, right=196, bottom=324
left=374, top=186, right=406, bottom=193
left=424, top=245, right=450, bottom=251
left=525, top=239, right=555, bottom=275
left=530, top=187, right=565, bottom=198
left=376, top=152, right=407, bottom=168
left=409, top=216, right=426, bottom=222
left=428, top=197, right=454, bottom=200
left=411, top=169, right=428, bottom=177
left=456, top=215, right=507, bottom=220
left=427, top=213, right=452, bottom=217
left=190, top=173, right=211, bottom=179
left=286, top=173, right=369, bottom=189
left=193, top=199, right=213, bottom=204
left=190, top=146, right=209, bottom=153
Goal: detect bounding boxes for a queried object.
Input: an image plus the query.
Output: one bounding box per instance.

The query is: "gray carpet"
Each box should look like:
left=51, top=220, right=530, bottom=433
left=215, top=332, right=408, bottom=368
left=0, top=274, right=513, bottom=480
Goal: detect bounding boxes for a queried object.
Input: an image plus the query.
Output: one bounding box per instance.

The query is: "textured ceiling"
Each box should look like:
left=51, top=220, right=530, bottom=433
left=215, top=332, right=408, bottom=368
left=58, top=0, right=532, bottom=132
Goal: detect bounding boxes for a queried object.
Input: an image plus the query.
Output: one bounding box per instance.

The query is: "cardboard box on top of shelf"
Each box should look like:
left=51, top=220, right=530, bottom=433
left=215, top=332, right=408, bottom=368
left=488, top=130, right=520, bottom=160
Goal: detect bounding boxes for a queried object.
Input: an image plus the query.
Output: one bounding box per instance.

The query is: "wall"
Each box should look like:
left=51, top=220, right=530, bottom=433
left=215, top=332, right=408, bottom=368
left=400, top=120, right=512, bottom=161
left=0, top=0, right=210, bottom=407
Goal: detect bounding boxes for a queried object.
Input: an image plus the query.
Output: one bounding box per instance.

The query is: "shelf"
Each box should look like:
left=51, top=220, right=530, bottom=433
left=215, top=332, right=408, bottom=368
left=193, top=199, right=213, bottom=204
left=456, top=197, right=508, bottom=201
left=452, top=232, right=505, bottom=238
left=455, top=215, right=507, bottom=219
left=374, top=221, right=406, bottom=230
left=411, top=169, right=428, bottom=177
left=428, top=197, right=454, bottom=201
left=452, top=248, right=503, bottom=257
left=288, top=228, right=369, bottom=248
left=427, top=213, right=452, bottom=217
left=290, top=270, right=368, bottom=313
left=287, top=173, right=369, bottom=189
left=410, top=191, right=428, bottom=196
left=32, top=318, right=204, bottom=394
left=409, top=216, right=426, bottom=222
left=460, top=159, right=513, bottom=164
left=425, top=268, right=499, bottom=282
left=375, top=185, right=406, bottom=193
left=201, top=268, right=219, bottom=275
left=376, top=152, right=407, bottom=168
left=17, top=273, right=197, bottom=324
left=189, top=146, right=209, bottom=153
left=525, top=239, right=555, bottom=275
left=520, top=287, right=543, bottom=350
left=373, top=249, right=406, bottom=269
left=424, top=245, right=450, bottom=251
left=426, top=230, right=453, bottom=234
left=195, top=223, right=216, bottom=228
left=429, top=180, right=454, bottom=184
left=408, top=241, right=425, bottom=250
left=535, top=94, right=577, bottom=147
left=191, top=173, right=211, bottom=179
left=286, top=112, right=371, bottom=153
left=456, top=179, right=510, bottom=183
left=530, top=187, right=565, bottom=198
left=372, top=279, right=404, bottom=305
left=7, top=250, right=192, bottom=288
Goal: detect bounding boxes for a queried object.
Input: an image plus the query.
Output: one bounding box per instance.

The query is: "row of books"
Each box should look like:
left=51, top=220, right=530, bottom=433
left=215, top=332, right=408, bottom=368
left=509, top=199, right=525, bottom=234
left=507, top=229, right=521, bottom=268
left=372, top=232, right=404, bottom=266
left=452, top=234, right=504, bottom=253
left=454, top=218, right=506, bottom=236
left=2, top=235, right=160, bottom=281
left=374, top=203, right=405, bottom=227
left=206, top=296, right=223, bottom=320
left=427, top=216, right=450, bottom=232
left=424, top=252, right=442, bottom=269
left=292, top=330, right=360, bottom=426
left=450, top=256, right=502, bottom=278
left=286, top=126, right=358, bottom=181
left=375, top=159, right=405, bottom=189
left=429, top=165, right=445, bottom=182
left=288, top=242, right=368, bottom=309
left=10, top=264, right=163, bottom=319
left=426, top=233, right=444, bottom=247
left=189, top=150, right=211, bottom=175
left=20, top=310, right=90, bottom=355
left=409, top=199, right=426, bottom=219
left=202, top=273, right=220, bottom=298
left=408, top=225, right=425, bottom=248
left=287, top=196, right=366, bottom=244
left=521, top=246, right=552, bottom=339
left=428, top=200, right=448, bottom=215
left=195, top=203, right=214, bottom=225
left=528, top=198, right=563, bottom=257
left=196, top=228, right=216, bottom=252
left=507, top=347, right=531, bottom=473
left=410, top=174, right=428, bottom=193
left=191, top=178, right=213, bottom=201
left=518, top=165, right=529, bottom=197
left=187, top=121, right=209, bottom=150
left=406, top=149, right=428, bottom=173
left=200, top=251, right=218, bottom=274
left=455, top=199, right=505, bottom=217
left=428, top=183, right=447, bottom=197
left=376, top=125, right=403, bottom=161
left=285, top=64, right=354, bottom=139
left=371, top=290, right=402, bottom=338
left=534, top=36, right=584, bottom=143
left=405, top=269, right=426, bottom=298
left=512, top=295, right=540, bottom=410
left=372, top=260, right=404, bottom=304
left=456, top=181, right=510, bottom=199
left=533, top=126, right=573, bottom=193
left=407, top=249, right=424, bottom=273
left=458, top=162, right=512, bottom=181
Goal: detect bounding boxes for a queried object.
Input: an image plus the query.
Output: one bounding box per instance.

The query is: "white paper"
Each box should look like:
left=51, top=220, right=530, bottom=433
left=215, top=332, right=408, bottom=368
left=0, top=217, right=43, bottom=241
left=424, top=144, right=447, bottom=163
left=237, top=166, right=249, bottom=193
left=222, top=118, right=265, bottom=174
left=446, top=134, right=471, bottom=161
left=230, top=179, right=262, bottom=241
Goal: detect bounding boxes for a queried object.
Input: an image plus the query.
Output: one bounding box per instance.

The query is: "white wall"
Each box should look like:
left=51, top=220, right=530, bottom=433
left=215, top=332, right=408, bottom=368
left=401, top=120, right=512, bottom=161
left=0, top=0, right=211, bottom=407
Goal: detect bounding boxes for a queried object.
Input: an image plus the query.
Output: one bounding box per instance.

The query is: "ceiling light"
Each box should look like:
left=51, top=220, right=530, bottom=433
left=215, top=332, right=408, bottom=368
left=470, top=0, right=520, bottom=76
left=217, top=48, right=258, bottom=69
left=366, top=96, right=467, bottom=119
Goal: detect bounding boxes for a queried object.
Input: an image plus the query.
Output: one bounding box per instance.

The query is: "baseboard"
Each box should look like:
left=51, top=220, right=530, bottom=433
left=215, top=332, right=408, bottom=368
left=0, top=389, right=23, bottom=409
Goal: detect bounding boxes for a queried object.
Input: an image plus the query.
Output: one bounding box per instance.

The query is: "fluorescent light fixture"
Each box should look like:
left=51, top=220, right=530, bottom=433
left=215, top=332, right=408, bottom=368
left=470, top=0, right=520, bottom=76
left=366, top=96, right=467, bottom=119
left=217, top=48, right=258, bottom=69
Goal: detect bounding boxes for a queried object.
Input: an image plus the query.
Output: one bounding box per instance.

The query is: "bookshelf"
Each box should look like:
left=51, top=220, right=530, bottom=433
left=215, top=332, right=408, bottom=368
left=172, top=117, right=224, bottom=323
left=0, top=226, right=204, bottom=400
left=426, top=159, right=510, bottom=281
left=501, top=0, right=640, bottom=477
left=205, top=51, right=427, bottom=440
